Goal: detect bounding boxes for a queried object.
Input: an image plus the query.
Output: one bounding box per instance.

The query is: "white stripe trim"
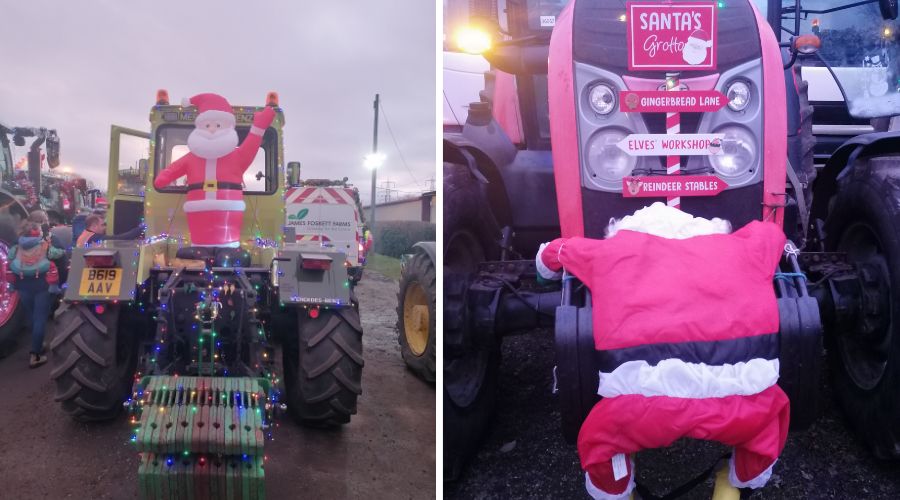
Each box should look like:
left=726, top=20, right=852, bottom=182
left=183, top=199, right=246, bottom=213
left=584, top=463, right=635, bottom=500
left=667, top=197, right=681, bottom=207
left=729, top=456, right=775, bottom=489
left=250, top=125, right=265, bottom=136
left=666, top=164, right=680, bottom=174
left=190, top=241, right=240, bottom=248
left=597, top=358, right=780, bottom=399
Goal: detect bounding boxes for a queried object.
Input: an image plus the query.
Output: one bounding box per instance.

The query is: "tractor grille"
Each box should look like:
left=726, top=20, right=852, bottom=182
left=572, top=0, right=762, bottom=78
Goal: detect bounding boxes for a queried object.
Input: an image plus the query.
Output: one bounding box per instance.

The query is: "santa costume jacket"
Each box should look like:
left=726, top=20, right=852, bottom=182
left=537, top=216, right=790, bottom=499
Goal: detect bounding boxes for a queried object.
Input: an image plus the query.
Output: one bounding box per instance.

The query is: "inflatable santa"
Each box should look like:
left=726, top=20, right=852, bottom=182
left=154, top=93, right=275, bottom=247
left=536, top=204, right=790, bottom=499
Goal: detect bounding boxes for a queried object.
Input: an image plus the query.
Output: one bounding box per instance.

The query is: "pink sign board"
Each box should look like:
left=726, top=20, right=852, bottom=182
left=627, top=1, right=718, bottom=71
left=622, top=175, right=727, bottom=198
left=619, top=90, right=729, bottom=112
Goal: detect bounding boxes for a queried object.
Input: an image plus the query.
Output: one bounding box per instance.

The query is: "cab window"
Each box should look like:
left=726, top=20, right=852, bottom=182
left=153, top=125, right=277, bottom=194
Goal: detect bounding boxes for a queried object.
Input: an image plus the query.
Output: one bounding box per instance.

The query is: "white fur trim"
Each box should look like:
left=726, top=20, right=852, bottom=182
left=729, top=456, right=775, bottom=489
left=196, top=109, right=236, bottom=127
left=535, top=242, right=562, bottom=280
left=183, top=199, right=246, bottom=213
left=189, top=241, right=240, bottom=248
left=584, top=466, right=635, bottom=500
left=597, top=358, right=780, bottom=398
left=250, top=125, right=265, bottom=136
left=182, top=97, right=192, bottom=107
left=606, top=202, right=731, bottom=239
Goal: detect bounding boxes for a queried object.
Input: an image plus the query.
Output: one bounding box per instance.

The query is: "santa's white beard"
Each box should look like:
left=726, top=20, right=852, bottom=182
left=188, top=128, right=239, bottom=159
left=682, top=42, right=707, bottom=65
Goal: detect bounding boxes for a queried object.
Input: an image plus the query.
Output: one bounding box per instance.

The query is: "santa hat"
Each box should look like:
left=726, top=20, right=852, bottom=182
left=687, top=30, right=712, bottom=48
left=182, top=93, right=235, bottom=127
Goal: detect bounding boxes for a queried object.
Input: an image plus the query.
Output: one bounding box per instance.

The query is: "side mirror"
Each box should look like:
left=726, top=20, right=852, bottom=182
left=138, top=158, right=148, bottom=178
left=45, top=131, right=60, bottom=168
left=794, top=34, right=822, bottom=55
left=287, top=161, right=301, bottom=186
left=880, top=0, right=898, bottom=20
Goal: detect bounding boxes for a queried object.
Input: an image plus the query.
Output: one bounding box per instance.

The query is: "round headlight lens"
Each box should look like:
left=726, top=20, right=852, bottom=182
left=586, top=129, right=636, bottom=182
left=709, top=126, right=757, bottom=178
left=726, top=81, right=751, bottom=112
left=589, top=83, right=617, bottom=115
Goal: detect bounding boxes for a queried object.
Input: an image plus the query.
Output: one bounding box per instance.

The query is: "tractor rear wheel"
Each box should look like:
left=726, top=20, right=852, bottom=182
left=443, top=161, right=500, bottom=481
left=0, top=216, right=24, bottom=357
left=825, top=158, right=900, bottom=458
left=397, top=250, right=436, bottom=382
left=49, top=304, right=137, bottom=421
left=283, top=306, right=364, bottom=427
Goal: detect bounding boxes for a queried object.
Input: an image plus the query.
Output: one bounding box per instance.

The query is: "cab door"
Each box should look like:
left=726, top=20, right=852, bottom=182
left=107, top=126, right=150, bottom=234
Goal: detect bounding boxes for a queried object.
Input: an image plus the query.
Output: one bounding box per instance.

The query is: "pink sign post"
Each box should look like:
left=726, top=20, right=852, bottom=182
left=623, top=1, right=721, bottom=207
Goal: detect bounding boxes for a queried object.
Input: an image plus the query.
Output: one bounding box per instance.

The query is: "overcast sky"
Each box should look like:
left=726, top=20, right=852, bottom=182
left=0, top=0, right=436, bottom=205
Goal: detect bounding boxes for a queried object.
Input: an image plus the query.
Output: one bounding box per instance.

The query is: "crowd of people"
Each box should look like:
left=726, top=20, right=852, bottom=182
left=6, top=209, right=142, bottom=367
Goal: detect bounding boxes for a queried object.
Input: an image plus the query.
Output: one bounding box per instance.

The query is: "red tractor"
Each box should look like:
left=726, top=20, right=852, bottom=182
left=444, top=0, right=900, bottom=487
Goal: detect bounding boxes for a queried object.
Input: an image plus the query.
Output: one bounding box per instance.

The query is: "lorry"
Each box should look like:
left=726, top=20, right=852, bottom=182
left=283, top=172, right=369, bottom=285
left=49, top=91, right=364, bottom=498
left=443, top=0, right=900, bottom=490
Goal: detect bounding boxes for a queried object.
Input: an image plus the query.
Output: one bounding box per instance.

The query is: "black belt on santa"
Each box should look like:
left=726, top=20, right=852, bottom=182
left=187, top=181, right=243, bottom=191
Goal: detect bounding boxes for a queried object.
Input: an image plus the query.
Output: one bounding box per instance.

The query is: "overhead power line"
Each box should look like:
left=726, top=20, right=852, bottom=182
left=379, top=100, right=424, bottom=190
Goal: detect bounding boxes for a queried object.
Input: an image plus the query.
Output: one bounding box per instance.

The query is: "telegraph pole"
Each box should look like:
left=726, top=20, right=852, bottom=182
left=370, top=94, right=379, bottom=230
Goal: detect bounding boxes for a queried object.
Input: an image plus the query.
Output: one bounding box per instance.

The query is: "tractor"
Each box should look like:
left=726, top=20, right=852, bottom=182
left=443, top=0, right=900, bottom=490
left=49, top=91, right=364, bottom=498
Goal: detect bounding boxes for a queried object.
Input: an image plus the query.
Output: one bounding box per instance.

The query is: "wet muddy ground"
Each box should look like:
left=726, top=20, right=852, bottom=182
left=447, top=329, right=900, bottom=500
left=0, top=270, right=435, bottom=499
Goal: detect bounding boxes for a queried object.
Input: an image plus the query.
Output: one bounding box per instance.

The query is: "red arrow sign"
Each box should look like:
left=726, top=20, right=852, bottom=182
left=619, top=90, right=729, bottom=113
left=622, top=175, right=727, bottom=198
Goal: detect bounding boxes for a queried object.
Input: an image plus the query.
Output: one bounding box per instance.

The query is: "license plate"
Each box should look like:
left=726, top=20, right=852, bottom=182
left=78, top=268, right=123, bottom=296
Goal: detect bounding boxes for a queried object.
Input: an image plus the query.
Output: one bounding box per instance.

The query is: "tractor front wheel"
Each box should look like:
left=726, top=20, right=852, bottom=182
left=283, top=306, right=364, bottom=427
left=825, top=158, right=900, bottom=458
left=397, top=250, right=436, bottom=383
left=49, top=304, right=137, bottom=421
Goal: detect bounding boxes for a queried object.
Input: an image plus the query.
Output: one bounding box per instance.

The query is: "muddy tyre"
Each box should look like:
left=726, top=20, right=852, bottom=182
left=444, top=161, right=501, bottom=481
left=49, top=304, right=137, bottom=421
left=0, top=216, right=24, bottom=356
left=283, top=307, right=364, bottom=427
left=825, top=157, right=900, bottom=458
left=397, top=250, right=436, bottom=383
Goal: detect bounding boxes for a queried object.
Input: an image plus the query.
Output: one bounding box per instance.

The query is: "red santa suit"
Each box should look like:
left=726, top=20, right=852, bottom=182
left=153, top=93, right=275, bottom=247
left=537, top=211, right=790, bottom=499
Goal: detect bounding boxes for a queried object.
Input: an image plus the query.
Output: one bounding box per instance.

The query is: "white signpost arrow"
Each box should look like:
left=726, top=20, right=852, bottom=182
left=616, top=133, right=725, bottom=156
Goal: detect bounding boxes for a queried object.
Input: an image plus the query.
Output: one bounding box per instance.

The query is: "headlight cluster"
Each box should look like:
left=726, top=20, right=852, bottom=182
left=709, top=126, right=757, bottom=178
left=586, top=129, right=636, bottom=182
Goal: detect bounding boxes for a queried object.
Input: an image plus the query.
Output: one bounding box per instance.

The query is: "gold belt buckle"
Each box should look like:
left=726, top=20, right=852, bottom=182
left=203, top=181, right=217, bottom=192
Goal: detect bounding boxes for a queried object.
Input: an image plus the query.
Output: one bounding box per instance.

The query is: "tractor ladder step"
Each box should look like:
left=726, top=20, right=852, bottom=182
left=130, top=376, right=271, bottom=500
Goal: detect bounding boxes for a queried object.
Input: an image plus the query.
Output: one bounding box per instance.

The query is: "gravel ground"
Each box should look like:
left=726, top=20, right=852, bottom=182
left=0, top=269, right=435, bottom=499
left=447, top=328, right=900, bottom=499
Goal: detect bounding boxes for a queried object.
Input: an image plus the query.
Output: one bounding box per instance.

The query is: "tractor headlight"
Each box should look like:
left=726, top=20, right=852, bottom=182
left=586, top=129, right=636, bottom=182
left=588, top=83, right=617, bottom=115
left=726, top=80, right=751, bottom=112
left=709, top=126, right=757, bottom=178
